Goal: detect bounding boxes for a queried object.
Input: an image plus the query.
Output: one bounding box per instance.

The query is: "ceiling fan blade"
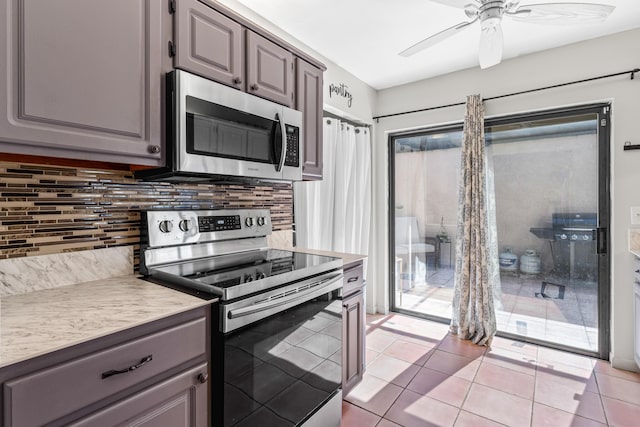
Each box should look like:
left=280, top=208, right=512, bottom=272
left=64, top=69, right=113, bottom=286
left=429, top=0, right=481, bottom=9
left=508, top=3, right=615, bottom=24
left=399, top=19, right=477, bottom=57
left=479, top=21, right=504, bottom=69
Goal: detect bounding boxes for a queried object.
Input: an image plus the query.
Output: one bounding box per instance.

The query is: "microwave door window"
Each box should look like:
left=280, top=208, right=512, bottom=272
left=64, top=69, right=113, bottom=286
left=186, top=96, right=276, bottom=165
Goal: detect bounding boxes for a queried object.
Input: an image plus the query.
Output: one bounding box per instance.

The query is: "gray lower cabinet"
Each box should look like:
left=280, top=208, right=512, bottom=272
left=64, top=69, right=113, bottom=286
left=0, top=307, right=209, bottom=427
left=69, top=363, right=208, bottom=427
left=0, top=0, right=166, bottom=166
left=342, top=261, right=366, bottom=395
left=296, top=58, right=324, bottom=180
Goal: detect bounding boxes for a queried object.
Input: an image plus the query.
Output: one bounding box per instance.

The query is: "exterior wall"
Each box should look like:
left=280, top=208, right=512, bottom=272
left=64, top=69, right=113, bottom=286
left=394, top=133, right=598, bottom=272
left=0, top=160, right=292, bottom=267
left=373, top=28, right=640, bottom=369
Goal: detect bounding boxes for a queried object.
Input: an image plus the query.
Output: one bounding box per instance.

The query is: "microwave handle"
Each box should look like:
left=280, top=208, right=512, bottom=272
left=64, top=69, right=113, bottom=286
left=275, top=113, right=287, bottom=172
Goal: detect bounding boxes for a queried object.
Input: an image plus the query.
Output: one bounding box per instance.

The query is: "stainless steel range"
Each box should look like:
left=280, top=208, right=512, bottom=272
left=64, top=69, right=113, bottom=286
left=140, top=209, right=344, bottom=427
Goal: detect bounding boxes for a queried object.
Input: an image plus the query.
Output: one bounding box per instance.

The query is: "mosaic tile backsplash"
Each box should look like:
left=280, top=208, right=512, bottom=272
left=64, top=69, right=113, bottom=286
left=0, top=160, right=293, bottom=265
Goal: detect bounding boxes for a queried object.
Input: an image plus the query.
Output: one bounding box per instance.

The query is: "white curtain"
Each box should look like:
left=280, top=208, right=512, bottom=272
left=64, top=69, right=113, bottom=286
left=294, top=117, right=371, bottom=257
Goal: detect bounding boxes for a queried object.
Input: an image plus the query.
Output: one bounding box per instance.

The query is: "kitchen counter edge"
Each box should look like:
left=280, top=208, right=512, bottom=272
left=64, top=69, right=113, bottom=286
left=0, top=275, right=213, bottom=369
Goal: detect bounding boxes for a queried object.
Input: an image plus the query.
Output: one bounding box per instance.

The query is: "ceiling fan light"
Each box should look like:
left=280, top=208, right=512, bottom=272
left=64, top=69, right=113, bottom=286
left=478, top=22, right=503, bottom=69
left=480, top=15, right=501, bottom=31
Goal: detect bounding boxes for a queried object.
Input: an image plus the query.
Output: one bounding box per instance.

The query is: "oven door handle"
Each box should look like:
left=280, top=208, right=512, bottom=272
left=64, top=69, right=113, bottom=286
left=227, top=273, right=343, bottom=320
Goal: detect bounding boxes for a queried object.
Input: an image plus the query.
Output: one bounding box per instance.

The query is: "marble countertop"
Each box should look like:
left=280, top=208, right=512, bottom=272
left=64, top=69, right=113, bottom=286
left=630, top=229, right=640, bottom=258
left=0, top=275, right=211, bottom=369
left=0, top=244, right=365, bottom=370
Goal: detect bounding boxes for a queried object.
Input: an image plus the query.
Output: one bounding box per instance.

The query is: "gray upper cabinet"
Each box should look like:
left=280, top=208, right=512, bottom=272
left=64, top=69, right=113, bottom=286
left=0, top=0, right=165, bottom=166
left=296, top=58, right=323, bottom=180
left=174, top=1, right=295, bottom=107
left=246, top=31, right=294, bottom=107
left=174, top=0, right=245, bottom=90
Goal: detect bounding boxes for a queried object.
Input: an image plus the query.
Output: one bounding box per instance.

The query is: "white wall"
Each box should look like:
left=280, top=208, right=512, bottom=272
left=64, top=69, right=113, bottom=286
left=372, top=28, right=640, bottom=369
left=215, top=0, right=377, bottom=125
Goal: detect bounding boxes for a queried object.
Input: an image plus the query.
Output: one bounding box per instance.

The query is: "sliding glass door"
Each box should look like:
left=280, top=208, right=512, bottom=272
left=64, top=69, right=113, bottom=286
left=389, top=104, right=610, bottom=357
left=390, top=126, right=461, bottom=319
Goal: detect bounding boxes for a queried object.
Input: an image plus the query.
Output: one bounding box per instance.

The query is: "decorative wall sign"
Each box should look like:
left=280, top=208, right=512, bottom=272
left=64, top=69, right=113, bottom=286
left=328, top=83, right=353, bottom=108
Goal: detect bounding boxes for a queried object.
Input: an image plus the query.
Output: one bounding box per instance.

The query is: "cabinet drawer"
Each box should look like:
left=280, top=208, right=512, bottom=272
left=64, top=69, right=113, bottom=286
left=343, top=263, right=364, bottom=297
left=4, top=317, right=206, bottom=427
left=69, top=363, right=208, bottom=427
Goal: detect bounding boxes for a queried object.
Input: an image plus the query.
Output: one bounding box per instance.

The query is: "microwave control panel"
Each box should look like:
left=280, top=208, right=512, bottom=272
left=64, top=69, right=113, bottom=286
left=284, top=125, right=300, bottom=167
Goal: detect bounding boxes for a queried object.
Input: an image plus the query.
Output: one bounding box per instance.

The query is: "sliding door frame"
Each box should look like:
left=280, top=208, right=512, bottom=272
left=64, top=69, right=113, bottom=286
left=388, top=122, right=462, bottom=321
left=388, top=103, right=611, bottom=359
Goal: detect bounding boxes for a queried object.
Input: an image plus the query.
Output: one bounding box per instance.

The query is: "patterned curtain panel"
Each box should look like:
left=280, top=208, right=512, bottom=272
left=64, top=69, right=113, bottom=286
left=450, top=94, right=499, bottom=346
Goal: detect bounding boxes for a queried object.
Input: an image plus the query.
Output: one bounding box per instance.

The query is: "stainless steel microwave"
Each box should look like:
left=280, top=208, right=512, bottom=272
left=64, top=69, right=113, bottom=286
left=136, top=70, right=302, bottom=183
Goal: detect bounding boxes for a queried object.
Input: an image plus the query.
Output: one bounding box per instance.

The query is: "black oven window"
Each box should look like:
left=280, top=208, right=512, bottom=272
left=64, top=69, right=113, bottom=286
left=220, top=294, right=342, bottom=426
left=186, top=96, right=275, bottom=164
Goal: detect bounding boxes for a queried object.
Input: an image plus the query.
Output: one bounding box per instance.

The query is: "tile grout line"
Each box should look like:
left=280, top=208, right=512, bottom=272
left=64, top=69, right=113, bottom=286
left=530, top=345, right=539, bottom=427
left=591, top=362, right=611, bottom=426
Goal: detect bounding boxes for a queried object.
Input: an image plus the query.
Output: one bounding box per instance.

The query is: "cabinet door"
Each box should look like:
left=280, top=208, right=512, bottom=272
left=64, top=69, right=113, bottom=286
left=246, top=31, right=294, bottom=107
left=0, top=0, right=164, bottom=165
left=343, top=290, right=365, bottom=394
left=69, top=364, right=209, bottom=427
left=296, top=58, right=323, bottom=180
left=174, top=0, right=244, bottom=90
left=4, top=316, right=207, bottom=427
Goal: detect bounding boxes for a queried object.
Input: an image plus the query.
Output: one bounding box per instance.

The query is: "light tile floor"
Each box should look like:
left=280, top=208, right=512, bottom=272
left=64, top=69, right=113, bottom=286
left=397, top=267, right=599, bottom=351
left=342, top=313, right=640, bottom=427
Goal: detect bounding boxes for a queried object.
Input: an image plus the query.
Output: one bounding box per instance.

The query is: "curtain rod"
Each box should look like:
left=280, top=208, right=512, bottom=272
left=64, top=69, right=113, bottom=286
left=323, top=111, right=370, bottom=129
left=372, top=67, right=640, bottom=122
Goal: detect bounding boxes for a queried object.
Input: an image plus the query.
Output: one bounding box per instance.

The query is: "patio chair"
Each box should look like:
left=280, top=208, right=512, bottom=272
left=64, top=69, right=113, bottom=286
left=395, top=216, right=440, bottom=286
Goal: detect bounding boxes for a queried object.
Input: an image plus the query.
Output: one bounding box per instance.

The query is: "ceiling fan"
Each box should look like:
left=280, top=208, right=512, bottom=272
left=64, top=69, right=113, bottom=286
left=399, top=1, right=615, bottom=69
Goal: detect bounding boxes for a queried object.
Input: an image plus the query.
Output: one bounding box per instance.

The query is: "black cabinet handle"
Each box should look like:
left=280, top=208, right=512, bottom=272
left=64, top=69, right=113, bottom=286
left=101, top=355, right=153, bottom=379
left=347, top=276, right=359, bottom=283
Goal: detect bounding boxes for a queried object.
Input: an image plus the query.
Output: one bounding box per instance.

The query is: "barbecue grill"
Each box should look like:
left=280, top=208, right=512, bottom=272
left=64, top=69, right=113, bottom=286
left=530, top=213, right=598, bottom=279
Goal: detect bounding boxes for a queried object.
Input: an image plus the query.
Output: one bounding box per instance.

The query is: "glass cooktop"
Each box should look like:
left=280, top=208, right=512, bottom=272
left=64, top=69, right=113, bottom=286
left=149, top=249, right=342, bottom=300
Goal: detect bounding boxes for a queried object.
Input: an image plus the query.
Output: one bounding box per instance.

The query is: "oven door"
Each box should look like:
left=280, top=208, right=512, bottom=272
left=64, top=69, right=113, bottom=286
left=174, top=70, right=302, bottom=181
left=213, top=272, right=343, bottom=427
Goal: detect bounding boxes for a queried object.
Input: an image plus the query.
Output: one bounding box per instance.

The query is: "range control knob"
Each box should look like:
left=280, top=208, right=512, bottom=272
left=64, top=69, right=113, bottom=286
left=257, top=216, right=266, bottom=226
left=560, top=233, right=567, bottom=240
left=257, top=272, right=266, bottom=280
left=583, top=234, right=590, bottom=241
left=571, top=234, right=578, bottom=241
left=245, top=217, right=254, bottom=227
left=244, top=274, right=254, bottom=282
left=159, top=220, right=173, bottom=233
left=178, top=219, right=191, bottom=232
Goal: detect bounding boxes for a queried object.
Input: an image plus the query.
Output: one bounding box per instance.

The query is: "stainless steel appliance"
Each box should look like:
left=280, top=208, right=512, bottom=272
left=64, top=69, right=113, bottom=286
left=140, top=209, right=343, bottom=427
left=136, top=70, right=303, bottom=183
left=530, top=212, right=599, bottom=279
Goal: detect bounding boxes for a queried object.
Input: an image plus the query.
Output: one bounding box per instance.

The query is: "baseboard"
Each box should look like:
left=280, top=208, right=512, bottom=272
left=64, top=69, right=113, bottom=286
left=609, top=354, right=640, bottom=372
